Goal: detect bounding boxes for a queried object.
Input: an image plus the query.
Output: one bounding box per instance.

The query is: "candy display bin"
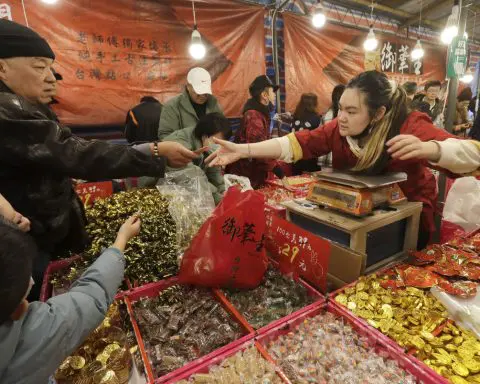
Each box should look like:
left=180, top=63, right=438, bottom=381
left=40, top=254, right=133, bottom=302
left=328, top=265, right=450, bottom=384
left=169, top=339, right=290, bottom=384
left=123, top=279, right=255, bottom=384
left=217, top=273, right=325, bottom=335
left=40, top=254, right=82, bottom=301
left=256, top=301, right=445, bottom=384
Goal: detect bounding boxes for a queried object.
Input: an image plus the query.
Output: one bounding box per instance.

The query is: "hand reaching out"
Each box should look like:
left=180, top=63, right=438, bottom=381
left=205, top=138, right=246, bottom=167
left=113, top=214, right=141, bottom=252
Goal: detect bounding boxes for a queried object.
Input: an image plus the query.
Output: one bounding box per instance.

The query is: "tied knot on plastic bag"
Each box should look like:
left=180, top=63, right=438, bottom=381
left=178, top=187, right=269, bottom=289
left=157, top=167, right=215, bottom=256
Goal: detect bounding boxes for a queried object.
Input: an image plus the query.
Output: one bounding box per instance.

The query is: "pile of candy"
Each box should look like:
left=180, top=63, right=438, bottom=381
left=84, top=189, right=179, bottom=284
left=133, top=286, right=243, bottom=378
left=257, top=187, right=296, bottom=205
left=50, top=261, right=85, bottom=296
left=414, top=321, right=480, bottom=383
left=176, top=346, right=282, bottom=383
left=224, top=268, right=314, bottom=329
left=267, top=312, right=417, bottom=383
left=334, top=273, right=448, bottom=350
left=55, top=303, right=134, bottom=384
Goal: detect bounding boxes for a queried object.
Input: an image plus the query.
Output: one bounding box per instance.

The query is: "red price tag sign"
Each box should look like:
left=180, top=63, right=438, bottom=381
left=75, top=181, right=114, bottom=206
left=266, top=215, right=330, bottom=292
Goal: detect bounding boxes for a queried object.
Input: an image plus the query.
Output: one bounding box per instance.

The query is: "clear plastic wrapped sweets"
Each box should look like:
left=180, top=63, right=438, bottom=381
left=176, top=346, right=282, bottom=384
left=224, top=268, right=313, bottom=329
left=267, top=312, right=418, bottom=384
left=133, top=286, right=243, bottom=378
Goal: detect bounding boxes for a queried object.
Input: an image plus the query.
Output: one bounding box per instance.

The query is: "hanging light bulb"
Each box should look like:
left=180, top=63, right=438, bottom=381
left=364, top=28, right=378, bottom=51
left=189, top=28, right=206, bottom=60
left=311, top=2, right=326, bottom=28
left=460, top=69, right=474, bottom=84
left=188, top=0, right=206, bottom=60
left=411, top=40, right=424, bottom=60
left=441, top=5, right=460, bottom=45
left=41, top=0, right=58, bottom=4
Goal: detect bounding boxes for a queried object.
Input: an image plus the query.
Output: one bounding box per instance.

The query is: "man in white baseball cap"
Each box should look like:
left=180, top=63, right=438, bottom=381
left=159, top=67, right=224, bottom=139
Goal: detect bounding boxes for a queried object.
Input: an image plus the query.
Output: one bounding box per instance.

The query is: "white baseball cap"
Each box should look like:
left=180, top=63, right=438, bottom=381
left=187, top=67, right=212, bottom=95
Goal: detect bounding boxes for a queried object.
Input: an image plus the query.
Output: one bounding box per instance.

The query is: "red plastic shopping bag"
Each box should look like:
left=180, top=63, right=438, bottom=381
left=178, top=187, right=268, bottom=288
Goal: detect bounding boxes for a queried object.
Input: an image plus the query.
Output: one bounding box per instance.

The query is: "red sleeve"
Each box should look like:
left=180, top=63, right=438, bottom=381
left=244, top=110, right=269, bottom=143
left=402, top=111, right=457, bottom=142
left=294, top=119, right=338, bottom=159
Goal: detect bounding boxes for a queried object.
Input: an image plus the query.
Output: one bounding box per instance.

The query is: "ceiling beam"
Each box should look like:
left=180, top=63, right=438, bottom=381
left=343, top=0, right=442, bottom=29
left=400, top=0, right=452, bottom=29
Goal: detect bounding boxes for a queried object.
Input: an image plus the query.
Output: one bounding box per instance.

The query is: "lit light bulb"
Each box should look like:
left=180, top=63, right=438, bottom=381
left=312, top=11, right=326, bottom=28
left=363, top=28, right=378, bottom=52
left=464, top=32, right=468, bottom=39
left=460, top=72, right=474, bottom=84
left=189, top=29, right=206, bottom=60
left=441, top=25, right=458, bottom=45
left=411, top=40, right=424, bottom=60
left=41, top=0, right=58, bottom=3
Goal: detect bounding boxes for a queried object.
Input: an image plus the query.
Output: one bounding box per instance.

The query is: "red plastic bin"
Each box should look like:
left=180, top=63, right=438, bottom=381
left=123, top=279, right=256, bottom=384
left=256, top=301, right=445, bottom=384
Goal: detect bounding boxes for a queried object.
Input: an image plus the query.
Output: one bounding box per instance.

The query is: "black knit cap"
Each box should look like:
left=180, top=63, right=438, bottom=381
left=0, top=19, right=55, bottom=60
left=249, top=75, right=279, bottom=97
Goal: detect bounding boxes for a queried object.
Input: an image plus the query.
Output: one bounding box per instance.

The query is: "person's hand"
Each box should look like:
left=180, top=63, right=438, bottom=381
left=114, top=214, right=141, bottom=251
left=12, top=212, right=31, bottom=232
left=205, top=138, right=246, bottom=167
left=156, top=142, right=206, bottom=168
left=386, top=134, right=441, bottom=162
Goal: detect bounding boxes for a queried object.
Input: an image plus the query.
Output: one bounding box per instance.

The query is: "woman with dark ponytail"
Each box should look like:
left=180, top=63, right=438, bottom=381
left=207, top=71, right=460, bottom=249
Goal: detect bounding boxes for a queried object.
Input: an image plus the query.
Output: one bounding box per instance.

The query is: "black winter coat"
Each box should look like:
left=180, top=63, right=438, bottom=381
left=0, top=82, right=166, bottom=255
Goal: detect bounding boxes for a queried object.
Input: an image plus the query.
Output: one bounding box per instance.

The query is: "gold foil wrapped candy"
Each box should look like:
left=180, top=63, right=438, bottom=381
left=84, top=189, right=179, bottom=284
left=55, top=304, right=133, bottom=384
left=334, top=274, right=448, bottom=350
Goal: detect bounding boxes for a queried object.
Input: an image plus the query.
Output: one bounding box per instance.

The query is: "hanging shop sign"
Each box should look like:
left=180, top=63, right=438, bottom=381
left=447, top=36, right=468, bottom=79
left=379, top=41, right=423, bottom=75
left=266, top=214, right=330, bottom=292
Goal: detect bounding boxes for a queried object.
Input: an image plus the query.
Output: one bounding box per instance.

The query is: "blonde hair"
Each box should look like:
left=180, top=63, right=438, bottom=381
left=347, top=71, right=409, bottom=173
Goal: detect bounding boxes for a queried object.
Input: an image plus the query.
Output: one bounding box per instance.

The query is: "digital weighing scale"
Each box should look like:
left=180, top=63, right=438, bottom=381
left=306, top=171, right=408, bottom=217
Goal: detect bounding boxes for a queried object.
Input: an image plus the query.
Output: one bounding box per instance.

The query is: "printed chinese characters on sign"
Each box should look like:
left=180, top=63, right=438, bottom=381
left=0, top=3, right=12, bottom=20
left=379, top=41, right=423, bottom=75
left=74, top=31, right=172, bottom=82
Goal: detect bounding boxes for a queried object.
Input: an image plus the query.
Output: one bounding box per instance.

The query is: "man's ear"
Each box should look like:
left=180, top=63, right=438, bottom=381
left=0, top=60, right=8, bottom=81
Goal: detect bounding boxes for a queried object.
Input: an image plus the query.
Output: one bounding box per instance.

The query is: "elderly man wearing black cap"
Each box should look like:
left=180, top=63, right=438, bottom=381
left=0, top=19, right=201, bottom=299
left=225, top=75, right=279, bottom=188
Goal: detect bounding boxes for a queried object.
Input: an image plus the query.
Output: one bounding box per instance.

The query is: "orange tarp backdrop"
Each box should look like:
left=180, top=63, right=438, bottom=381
left=4, top=0, right=265, bottom=125
left=283, top=13, right=447, bottom=113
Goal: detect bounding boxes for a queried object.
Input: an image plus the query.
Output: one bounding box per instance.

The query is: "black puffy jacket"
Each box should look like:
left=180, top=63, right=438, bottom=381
left=0, top=82, right=166, bottom=256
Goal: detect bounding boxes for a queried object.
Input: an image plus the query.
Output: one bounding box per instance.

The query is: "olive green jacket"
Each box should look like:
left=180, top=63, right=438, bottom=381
left=158, top=88, right=224, bottom=140
left=163, top=126, right=225, bottom=204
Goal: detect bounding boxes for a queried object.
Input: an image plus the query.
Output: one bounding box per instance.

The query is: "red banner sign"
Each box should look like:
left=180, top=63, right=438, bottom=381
left=266, top=214, right=330, bottom=292
left=75, top=181, right=113, bottom=206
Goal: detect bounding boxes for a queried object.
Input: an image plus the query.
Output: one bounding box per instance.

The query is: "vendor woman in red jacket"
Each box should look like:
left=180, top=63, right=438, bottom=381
left=225, top=75, right=279, bottom=188
left=207, top=70, right=459, bottom=249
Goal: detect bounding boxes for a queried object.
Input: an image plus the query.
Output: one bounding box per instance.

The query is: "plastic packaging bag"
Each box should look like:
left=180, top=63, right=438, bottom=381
left=178, top=187, right=268, bottom=289
left=156, top=167, right=215, bottom=253
left=443, top=177, right=480, bottom=233
left=224, top=174, right=253, bottom=192
left=431, top=285, right=480, bottom=339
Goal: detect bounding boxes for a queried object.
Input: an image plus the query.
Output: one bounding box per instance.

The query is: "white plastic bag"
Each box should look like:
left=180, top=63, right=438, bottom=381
left=443, top=177, right=480, bottom=233
left=224, top=174, right=253, bottom=192
left=156, top=167, right=215, bottom=253
left=431, top=285, right=480, bottom=339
